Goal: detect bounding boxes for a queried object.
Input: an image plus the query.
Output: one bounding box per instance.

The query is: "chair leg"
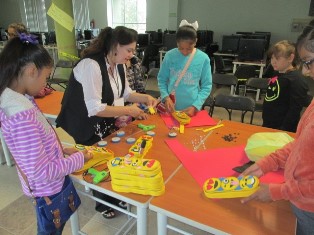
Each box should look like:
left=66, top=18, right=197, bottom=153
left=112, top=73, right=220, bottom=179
left=250, top=111, right=255, bottom=124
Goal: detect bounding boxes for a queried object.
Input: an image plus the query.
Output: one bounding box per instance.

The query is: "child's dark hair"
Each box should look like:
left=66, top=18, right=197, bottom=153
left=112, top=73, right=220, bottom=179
left=297, top=19, right=314, bottom=53
left=0, top=36, right=53, bottom=95
left=81, top=26, right=138, bottom=58
left=176, top=25, right=197, bottom=42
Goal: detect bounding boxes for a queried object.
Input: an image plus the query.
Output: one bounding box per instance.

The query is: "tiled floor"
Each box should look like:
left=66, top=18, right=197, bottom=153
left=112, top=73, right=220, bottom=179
left=0, top=73, right=310, bottom=235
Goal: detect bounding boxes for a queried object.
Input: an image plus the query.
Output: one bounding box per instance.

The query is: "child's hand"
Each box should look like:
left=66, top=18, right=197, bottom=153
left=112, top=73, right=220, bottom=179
left=182, top=106, right=197, bottom=117
left=165, top=97, right=175, bottom=113
left=241, top=184, right=272, bottom=204
left=82, top=150, right=93, bottom=163
left=241, top=163, right=263, bottom=178
left=63, top=147, right=78, bottom=155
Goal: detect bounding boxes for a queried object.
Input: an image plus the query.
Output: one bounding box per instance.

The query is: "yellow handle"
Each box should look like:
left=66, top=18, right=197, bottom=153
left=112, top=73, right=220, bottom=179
left=200, top=124, right=224, bottom=133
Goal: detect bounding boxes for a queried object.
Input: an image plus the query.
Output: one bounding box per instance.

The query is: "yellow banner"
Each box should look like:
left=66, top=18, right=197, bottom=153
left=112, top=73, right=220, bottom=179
left=59, top=51, right=80, bottom=61
left=47, top=3, right=74, bottom=32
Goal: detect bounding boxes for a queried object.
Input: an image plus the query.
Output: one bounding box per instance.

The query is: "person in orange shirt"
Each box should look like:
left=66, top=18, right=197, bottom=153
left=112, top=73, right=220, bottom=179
left=242, top=21, right=314, bottom=235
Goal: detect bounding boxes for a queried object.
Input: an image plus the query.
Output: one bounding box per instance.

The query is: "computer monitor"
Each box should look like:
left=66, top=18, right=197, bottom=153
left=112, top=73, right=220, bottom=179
left=30, top=32, right=44, bottom=45
left=146, top=31, right=163, bottom=44
left=48, top=31, right=56, bottom=44
left=163, top=33, right=177, bottom=51
left=221, top=35, right=242, bottom=53
left=0, top=28, right=7, bottom=41
left=137, top=33, right=150, bottom=47
left=238, top=38, right=266, bottom=61
left=196, top=30, right=213, bottom=48
left=84, top=30, right=92, bottom=40
left=254, top=32, right=271, bottom=50
left=236, top=31, right=253, bottom=35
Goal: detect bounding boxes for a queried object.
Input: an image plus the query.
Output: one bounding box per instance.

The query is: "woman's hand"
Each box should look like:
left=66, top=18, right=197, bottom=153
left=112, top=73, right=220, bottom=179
left=182, top=106, right=197, bottom=117
left=127, top=104, right=144, bottom=118
left=241, top=184, right=272, bottom=203
left=137, top=112, right=148, bottom=120
left=145, top=95, right=158, bottom=107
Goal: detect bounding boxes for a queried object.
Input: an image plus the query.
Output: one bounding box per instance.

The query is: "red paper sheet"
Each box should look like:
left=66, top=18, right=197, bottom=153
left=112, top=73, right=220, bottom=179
left=165, top=139, right=284, bottom=187
left=160, top=110, right=217, bottom=128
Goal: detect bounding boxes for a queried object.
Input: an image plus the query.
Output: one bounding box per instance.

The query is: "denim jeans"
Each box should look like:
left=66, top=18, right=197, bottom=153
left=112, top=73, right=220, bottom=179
left=291, top=203, right=314, bottom=235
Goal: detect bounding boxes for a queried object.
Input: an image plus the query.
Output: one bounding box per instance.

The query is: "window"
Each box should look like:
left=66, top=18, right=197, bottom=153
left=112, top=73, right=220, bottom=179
left=19, top=0, right=48, bottom=32
left=72, top=0, right=90, bottom=31
left=107, top=0, right=146, bottom=33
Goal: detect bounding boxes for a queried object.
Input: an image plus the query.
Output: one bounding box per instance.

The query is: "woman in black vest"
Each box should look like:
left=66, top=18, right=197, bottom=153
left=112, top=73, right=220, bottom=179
left=56, top=26, right=157, bottom=219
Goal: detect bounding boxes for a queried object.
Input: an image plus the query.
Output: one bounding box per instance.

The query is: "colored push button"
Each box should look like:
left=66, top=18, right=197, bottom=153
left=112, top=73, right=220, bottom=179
left=126, top=137, right=136, bottom=144
left=168, top=132, right=177, bottom=138
left=116, top=131, right=125, bottom=137
left=97, top=140, right=107, bottom=147
left=146, top=131, right=155, bottom=136
left=111, top=137, right=121, bottom=143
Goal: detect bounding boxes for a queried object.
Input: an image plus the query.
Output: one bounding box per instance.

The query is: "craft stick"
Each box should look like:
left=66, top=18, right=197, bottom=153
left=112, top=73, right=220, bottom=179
left=202, top=124, right=224, bottom=133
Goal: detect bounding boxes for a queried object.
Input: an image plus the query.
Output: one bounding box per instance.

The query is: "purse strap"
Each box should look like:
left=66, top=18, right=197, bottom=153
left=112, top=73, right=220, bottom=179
left=173, top=48, right=196, bottom=92
left=11, top=106, right=65, bottom=205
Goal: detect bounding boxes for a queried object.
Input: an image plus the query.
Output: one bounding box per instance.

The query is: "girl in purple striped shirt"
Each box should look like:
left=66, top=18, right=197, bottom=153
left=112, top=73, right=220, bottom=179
left=0, top=35, right=93, bottom=235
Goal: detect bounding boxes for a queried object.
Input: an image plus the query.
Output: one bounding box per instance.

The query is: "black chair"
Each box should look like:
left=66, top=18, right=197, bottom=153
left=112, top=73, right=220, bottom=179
left=202, top=74, right=238, bottom=111
left=244, top=77, right=269, bottom=98
left=47, top=60, right=74, bottom=90
left=141, top=44, right=160, bottom=72
left=213, top=55, right=233, bottom=74
left=210, top=94, right=255, bottom=124
left=244, top=77, right=269, bottom=111
left=145, top=68, right=160, bottom=98
left=234, top=65, right=257, bottom=94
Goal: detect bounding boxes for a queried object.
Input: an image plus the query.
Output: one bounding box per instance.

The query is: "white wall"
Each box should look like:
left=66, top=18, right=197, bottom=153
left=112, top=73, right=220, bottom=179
left=177, top=0, right=312, bottom=46
left=0, top=0, right=23, bottom=29
left=88, top=0, right=108, bottom=29
left=0, top=0, right=313, bottom=46
left=146, top=0, right=169, bottom=31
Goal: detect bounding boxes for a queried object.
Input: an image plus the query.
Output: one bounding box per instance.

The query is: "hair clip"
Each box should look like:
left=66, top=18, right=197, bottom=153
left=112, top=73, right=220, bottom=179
left=18, top=33, right=39, bottom=45
left=179, top=19, right=199, bottom=31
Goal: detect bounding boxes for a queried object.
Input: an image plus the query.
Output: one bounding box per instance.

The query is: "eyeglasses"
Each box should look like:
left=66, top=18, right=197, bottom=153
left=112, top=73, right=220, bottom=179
left=301, top=58, right=314, bottom=70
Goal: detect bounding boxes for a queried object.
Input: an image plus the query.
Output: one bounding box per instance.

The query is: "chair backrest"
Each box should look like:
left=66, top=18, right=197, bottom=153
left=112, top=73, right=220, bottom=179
left=245, top=77, right=269, bottom=90
left=141, top=44, right=160, bottom=71
left=51, top=60, right=74, bottom=79
left=234, top=65, right=256, bottom=79
left=212, top=73, right=238, bottom=95
left=212, top=94, right=255, bottom=124
left=213, top=55, right=226, bottom=72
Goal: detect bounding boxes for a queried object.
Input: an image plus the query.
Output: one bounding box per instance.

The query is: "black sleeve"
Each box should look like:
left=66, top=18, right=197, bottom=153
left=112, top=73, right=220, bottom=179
left=281, top=72, right=310, bottom=131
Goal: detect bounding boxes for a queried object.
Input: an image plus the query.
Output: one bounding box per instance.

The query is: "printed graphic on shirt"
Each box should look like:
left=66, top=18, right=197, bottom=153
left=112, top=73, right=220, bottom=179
left=265, top=76, right=279, bottom=102
left=170, top=68, right=196, bottom=87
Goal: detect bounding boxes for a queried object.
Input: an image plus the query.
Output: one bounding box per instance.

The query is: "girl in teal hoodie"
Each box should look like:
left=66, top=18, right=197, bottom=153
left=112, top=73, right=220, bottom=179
left=158, top=20, right=212, bottom=116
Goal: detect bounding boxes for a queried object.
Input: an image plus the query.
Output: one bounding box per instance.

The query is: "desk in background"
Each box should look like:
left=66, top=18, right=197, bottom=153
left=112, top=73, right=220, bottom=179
left=159, top=50, right=166, bottom=66
left=233, top=59, right=266, bottom=78
left=149, top=120, right=296, bottom=235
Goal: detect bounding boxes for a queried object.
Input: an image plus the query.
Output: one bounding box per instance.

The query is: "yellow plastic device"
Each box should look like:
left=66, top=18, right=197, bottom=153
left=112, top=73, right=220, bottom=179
left=148, top=106, right=156, bottom=115
left=203, top=175, right=259, bottom=198
left=108, top=156, right=165, bottom=196
left=128, top=135, right=153, bottom=158
left=171, top=111, right=191, bottom=134
left=74, top=144, right=114, bottom=173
